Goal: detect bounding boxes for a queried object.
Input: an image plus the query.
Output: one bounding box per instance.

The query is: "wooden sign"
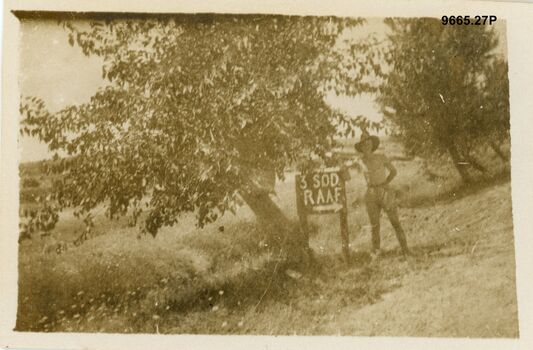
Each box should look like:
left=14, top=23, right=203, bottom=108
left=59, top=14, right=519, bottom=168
left=295, top=168, right=345, bottom=214
left=295, top=167, right=351, bottom=263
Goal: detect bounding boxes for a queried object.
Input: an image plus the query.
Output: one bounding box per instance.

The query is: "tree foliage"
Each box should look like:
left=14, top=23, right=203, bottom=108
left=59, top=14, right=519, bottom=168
left=21, top=15, right=379, bottom=237
left=377, top=18, right=510, bottom=182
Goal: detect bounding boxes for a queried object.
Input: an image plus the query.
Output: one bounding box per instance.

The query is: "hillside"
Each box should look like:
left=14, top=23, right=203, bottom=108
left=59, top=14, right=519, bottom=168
left=16, top=162, right=518, bottom=336
left=320, top=182, right=518, bottom=337
left=159, top=181, right=518, bottom=336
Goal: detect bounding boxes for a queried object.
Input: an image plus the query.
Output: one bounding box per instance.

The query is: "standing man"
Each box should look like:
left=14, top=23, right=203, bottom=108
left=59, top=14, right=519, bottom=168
left=354, top=131, right=410, bottom=258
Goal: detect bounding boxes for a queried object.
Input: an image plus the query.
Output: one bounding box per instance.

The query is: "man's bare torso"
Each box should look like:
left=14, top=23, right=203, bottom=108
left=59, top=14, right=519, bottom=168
left=362, top=153, right=389, bottom=186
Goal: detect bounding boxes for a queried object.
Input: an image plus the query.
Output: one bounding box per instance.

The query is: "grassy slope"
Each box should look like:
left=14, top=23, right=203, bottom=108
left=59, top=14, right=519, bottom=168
left=16, top=140, right=518, bottom=336
left=158, top=183, right=517, bottom=337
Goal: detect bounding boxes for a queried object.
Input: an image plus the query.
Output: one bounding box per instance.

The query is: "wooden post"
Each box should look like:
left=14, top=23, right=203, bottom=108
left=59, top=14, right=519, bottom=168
left=339, top=177, right=351, bottom=264
left=295, top=175, right=310, bottom=250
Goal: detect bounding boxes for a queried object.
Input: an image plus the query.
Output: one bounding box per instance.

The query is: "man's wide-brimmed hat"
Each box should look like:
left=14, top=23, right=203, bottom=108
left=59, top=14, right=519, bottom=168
left=354, top=131, right=380, bottom=153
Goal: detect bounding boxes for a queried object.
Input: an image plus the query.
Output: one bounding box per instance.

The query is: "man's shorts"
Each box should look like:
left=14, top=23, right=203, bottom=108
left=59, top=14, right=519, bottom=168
left=365, top=185, right=399, bottom=211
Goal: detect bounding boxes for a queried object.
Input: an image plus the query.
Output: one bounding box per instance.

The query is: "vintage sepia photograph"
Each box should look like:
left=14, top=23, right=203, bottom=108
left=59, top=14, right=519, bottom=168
left=2, top=1, right=532, bottom=346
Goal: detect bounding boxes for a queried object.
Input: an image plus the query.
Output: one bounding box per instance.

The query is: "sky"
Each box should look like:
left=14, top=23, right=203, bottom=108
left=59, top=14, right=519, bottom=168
left=18, top=17, right=507, bottom=163
left=19, top=20, right=105, bottom=162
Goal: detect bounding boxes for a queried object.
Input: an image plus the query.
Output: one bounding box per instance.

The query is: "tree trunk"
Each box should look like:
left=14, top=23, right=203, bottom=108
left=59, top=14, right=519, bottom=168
left=240, top=182, right=313, bottom=267
left=448, top=146, right=474, bottom=183
left=490, top=141, right=509, bottom=162
left=240, top=187, right=293, bottom=244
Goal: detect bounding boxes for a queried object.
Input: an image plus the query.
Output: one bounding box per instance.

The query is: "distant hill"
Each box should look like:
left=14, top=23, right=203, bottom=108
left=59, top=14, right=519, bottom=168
left=19, top=159, right=56, bottom=207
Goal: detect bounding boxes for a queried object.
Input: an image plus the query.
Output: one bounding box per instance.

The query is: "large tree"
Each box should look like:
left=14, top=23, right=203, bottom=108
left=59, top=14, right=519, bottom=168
left=20, top=14, right=377, bottom=246
left=377, top=18, right=509, bottom=182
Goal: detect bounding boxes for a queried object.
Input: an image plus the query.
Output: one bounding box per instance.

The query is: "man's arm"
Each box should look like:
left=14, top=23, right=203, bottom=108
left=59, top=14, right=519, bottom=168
left=344, top=159, right=362, bottom=171
left=383, top=155, right=397, bottom=185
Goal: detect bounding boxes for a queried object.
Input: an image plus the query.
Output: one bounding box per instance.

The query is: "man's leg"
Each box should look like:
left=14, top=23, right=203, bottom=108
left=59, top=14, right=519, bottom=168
left=365, top=195, right=382, bottom=253
left=384, top=205, right=409, bottom=254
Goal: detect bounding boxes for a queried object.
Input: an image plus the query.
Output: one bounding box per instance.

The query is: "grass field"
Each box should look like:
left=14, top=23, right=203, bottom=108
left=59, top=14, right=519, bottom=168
left=16, top=138, right=518, bottom=337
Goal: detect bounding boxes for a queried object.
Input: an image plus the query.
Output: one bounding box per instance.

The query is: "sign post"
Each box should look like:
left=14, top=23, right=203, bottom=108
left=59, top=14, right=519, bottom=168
left=338, top=176, right=350, bottom=263
left=295, top=167, right=351, bottom=264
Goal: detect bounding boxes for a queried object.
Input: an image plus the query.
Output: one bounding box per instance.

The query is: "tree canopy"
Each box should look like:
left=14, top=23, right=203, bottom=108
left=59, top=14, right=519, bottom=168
left=377, top=18, right=509, bottom=182
left=21, top=15, right=380, bottom=237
